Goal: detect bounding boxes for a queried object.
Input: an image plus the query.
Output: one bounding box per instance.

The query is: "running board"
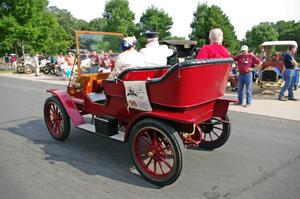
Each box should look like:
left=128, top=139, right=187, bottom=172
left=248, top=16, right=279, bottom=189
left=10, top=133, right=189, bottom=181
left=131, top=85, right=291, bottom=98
left=77, top=123, right=125, bottom=142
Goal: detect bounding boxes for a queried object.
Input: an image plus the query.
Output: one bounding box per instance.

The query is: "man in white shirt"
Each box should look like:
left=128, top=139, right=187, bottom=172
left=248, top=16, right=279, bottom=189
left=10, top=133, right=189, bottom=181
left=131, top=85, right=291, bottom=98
left=140, top=31, right=173, bottom=66
left=108, top=37, right=144, bottom=80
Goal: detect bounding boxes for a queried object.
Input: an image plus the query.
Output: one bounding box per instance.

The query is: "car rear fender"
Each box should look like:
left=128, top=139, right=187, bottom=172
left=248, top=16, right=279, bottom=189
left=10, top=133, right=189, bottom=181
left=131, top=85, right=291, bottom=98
left=213, top=97, right=238, bottom=118
left=47, top=89, right=85, bottom=126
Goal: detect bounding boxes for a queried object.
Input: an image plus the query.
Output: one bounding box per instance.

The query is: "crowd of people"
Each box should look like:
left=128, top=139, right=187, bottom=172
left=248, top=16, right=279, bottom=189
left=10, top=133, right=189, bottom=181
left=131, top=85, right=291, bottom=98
left=195, top=28, right=298, bottom=106
left=0, top=53, right=18, bottom=70
left=1, top=29, right=298, bottom=104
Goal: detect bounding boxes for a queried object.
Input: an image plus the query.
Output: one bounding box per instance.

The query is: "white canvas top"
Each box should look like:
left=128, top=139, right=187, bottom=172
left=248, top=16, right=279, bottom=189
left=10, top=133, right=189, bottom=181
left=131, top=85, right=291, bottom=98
left=260, top=41, right=298, bottom=48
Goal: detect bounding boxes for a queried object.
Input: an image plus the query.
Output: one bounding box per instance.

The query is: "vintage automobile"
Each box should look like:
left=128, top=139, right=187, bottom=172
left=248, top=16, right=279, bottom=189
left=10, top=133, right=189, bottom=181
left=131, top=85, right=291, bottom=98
left=159, top=40, right=198, bottom=65
left=43, top=31, right=236, bottom=186
left=258, top=40, right=298, bottom=87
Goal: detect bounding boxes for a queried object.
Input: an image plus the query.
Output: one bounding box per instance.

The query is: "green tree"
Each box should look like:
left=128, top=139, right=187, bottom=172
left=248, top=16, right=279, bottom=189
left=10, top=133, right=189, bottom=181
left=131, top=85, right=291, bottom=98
left=190, top=3, right=239, bottom=54
left=138, top=6, right=173, bottom=39
left=88, top=18, right=107, bottom=31
left=245, top=22, right=279, bottom=52
left=103, top=0, right=135, bottom=35
left=274, top=20, right=300, bottom=59
left=48, top=6, right=78, bottom=41
left=0, top=0, right=70, bottom=57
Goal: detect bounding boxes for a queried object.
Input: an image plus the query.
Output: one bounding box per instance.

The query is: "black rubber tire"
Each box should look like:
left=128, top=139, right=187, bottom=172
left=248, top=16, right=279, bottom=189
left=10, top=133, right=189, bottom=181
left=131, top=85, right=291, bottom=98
left=24, top=65, right=33, bottom=74
left=44, top=96, right=70, bottom=141
left=198, top=115, right=231, bottom=150
left=43, top=66, right=50, bottom=74
left=50, top=65, right=56, bottom=75
left=129, top=118, right=184, bottom=186
left=17, top=66, right=24, bottom=73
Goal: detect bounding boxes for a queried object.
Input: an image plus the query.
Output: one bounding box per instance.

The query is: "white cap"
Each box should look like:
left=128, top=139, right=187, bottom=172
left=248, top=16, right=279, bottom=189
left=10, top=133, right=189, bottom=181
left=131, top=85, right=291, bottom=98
left=124, top=37, right=137, bottom=46
left=240, top=45, right=249, bottom=51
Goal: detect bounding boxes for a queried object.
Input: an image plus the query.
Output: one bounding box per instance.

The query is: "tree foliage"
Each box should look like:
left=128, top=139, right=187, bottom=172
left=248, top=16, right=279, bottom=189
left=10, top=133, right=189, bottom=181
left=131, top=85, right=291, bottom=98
left=190, top=3, right=239, bottom=54
left=88, top=18, right=107, bottom=31
left=103, top=0, right=135, bottom=35
left=0, top=0, right=70, bottom=56
left=245, top=22, right=279, bottom=52
left=138, top=5, right=173, bottom=39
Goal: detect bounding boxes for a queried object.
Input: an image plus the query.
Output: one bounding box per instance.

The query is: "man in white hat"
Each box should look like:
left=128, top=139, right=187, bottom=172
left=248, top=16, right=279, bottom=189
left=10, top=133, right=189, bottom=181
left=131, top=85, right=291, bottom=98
left=140, top=31, right=173, bottom=66
left=233, top=45, right=261, bottom=107
left=108, top=37, right=144, bottom=80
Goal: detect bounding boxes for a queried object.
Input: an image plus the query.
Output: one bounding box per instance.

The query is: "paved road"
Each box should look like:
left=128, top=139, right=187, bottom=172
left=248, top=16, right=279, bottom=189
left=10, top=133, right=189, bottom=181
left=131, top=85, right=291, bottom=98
left=0, top=76, right=300, bottom=199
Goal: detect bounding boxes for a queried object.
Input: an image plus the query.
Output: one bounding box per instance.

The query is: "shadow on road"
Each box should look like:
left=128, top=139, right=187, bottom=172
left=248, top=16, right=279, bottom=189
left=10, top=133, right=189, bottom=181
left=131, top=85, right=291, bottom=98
left=4, top=118, right=157, bottom=189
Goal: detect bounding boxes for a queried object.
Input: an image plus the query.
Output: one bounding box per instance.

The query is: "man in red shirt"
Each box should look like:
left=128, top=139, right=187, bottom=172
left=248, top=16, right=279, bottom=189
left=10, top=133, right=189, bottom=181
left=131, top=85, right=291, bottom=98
left=196, top=28, right=230, bottom=59
left=234, top=45, right=261, bottom=107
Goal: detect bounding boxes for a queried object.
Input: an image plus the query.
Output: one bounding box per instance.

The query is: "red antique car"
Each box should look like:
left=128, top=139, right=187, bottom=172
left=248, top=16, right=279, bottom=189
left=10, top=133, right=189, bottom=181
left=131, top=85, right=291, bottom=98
left=44, top=31, right=235, bottom=186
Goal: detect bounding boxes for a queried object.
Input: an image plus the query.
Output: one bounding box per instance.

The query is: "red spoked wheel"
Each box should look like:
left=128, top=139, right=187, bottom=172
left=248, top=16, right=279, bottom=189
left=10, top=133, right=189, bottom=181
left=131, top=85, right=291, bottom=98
left=198, top=115, right=230, bottom=150
left=44, top=96, right=70, bottom=141
left=130, top=118, right=184, bottom=186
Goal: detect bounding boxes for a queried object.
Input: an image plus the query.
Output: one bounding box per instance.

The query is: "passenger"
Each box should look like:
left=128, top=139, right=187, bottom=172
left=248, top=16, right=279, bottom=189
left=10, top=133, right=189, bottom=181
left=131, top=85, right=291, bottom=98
left=98, top=52, right=112, bottom=73
left=234, top=45, right=261, bottom=107
left=140, top=31, right=173, bottom=66
left=278, top=45, right=298, bottom=101
left=108, top=37, right=144, bottom=80
left=196, top=28, right=230, bottom=59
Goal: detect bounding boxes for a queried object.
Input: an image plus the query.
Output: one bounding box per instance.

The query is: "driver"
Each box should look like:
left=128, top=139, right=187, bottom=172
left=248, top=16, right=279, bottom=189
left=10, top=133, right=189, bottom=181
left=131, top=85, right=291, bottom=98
left=140, top=31, right=173, bottom=66
left=108, top=37, right=144, bottom=80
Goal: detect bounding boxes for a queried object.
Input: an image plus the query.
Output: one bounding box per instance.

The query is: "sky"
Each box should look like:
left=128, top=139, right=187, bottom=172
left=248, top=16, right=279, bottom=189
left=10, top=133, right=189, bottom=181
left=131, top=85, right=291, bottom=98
left=48, top=0, right=300, bottom=40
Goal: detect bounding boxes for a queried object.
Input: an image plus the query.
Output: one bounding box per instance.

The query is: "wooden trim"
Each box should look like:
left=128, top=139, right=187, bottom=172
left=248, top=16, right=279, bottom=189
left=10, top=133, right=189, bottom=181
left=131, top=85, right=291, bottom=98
left=75, top=30, right=124, bottom=37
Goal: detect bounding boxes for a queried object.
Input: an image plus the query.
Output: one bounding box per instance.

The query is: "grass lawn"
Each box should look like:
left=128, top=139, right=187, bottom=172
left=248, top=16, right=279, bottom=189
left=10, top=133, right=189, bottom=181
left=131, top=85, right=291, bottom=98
left=0, top=69, right=15, bottom=73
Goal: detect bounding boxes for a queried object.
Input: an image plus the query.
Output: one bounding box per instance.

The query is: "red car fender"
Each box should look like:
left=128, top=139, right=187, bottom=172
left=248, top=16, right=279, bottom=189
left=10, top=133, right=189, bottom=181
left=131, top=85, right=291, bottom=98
left=213, top=96, right=238, bottom=118
left=47, top=89, right=85, bottom=126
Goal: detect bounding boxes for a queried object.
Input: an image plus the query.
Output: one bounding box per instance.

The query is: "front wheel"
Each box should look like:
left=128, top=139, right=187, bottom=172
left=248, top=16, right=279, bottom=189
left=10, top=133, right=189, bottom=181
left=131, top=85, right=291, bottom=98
left=129, top=118, right=184, bottom=186
left=44, top=96, right=70, bottom=141
left=17, top=66, right=24, bottom=73
left=198, top=115, right=231, bottom=150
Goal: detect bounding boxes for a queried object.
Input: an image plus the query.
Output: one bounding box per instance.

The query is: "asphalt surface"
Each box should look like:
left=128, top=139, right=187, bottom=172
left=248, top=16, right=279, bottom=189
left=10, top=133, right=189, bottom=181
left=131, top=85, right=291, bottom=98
left=0, top=76, right=300, bottom=199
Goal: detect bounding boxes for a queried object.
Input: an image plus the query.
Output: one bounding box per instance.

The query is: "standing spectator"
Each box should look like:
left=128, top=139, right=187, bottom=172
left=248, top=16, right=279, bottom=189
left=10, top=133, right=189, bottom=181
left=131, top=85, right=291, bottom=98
left=34, top=54, right=40, bottom=76
left=234, top=45, right=261, bottom=107
left=11, top=54, right=17, bottom=70
left=278, top=45, right=298, bottom=101
left=57, top=53, right=65, bottom=66
left=4, top=53, right=10, bottom=70
left=65, top=52, right=75, bottom=66
left=108, top=37, right=144, bottom=80
left=140, top=31, right=173, bottom=66
left=196, top=28, right=230, bottom=59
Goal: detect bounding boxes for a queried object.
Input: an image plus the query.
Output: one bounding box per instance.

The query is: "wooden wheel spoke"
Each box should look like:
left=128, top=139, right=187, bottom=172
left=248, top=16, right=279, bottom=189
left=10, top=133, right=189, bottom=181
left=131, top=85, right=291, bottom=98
left=161, top=159, right=172, bottom=170
left=138, top=146, right=149, bottom=152
left=213, top=126, right=223, bottom=131
left=141, top=136, right=152, bottom=147
left=158, top=160, right=165, bottom=175
left=139, top=153, right=148, bottom=159
left=209, top=132, right=213, bottom=141
left=154, top=131, right=158, bottom=146
left=153, top=160, right=157, bottom=174
left=145, top=131, right=153, bottom=145
left=145, top=157, right=153, bottom=167
left=212, top=130, right=220, bottom=138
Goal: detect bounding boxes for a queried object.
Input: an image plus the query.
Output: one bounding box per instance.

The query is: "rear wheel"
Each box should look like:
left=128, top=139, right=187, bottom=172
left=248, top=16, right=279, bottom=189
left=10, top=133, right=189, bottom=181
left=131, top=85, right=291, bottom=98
left=43, top=65, right=50, bottom=74
left=24, top=65, right=32, bottom=74
left=44, top=96, right=70, bottom=141
left=198, top=115, right=230, bottom=150
left=129, top=118, right=184, bottom=186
